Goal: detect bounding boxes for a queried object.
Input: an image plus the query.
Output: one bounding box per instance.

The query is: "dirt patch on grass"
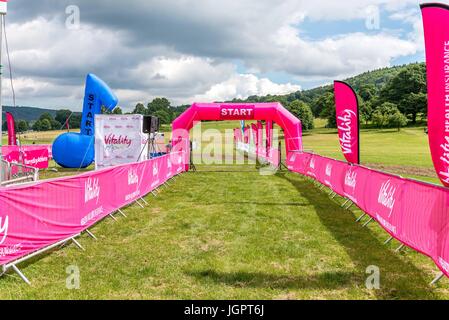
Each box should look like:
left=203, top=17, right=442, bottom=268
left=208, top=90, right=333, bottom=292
left=364, top=163, right=437, bottom=178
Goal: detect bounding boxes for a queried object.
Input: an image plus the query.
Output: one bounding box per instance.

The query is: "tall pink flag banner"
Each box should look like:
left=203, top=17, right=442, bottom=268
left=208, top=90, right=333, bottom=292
left=286, top=151, right=449, bottom=278
left=0, top=152, right=185, bottom=266
left=334, top=81, right=360, bottom=164
left=421, top=3, right=449, bottom=187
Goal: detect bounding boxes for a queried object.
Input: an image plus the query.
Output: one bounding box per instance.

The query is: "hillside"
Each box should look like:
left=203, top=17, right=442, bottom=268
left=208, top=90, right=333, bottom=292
left=238, top=62, right=424, bottom=106
left=2, top=106, right=58, bottom=123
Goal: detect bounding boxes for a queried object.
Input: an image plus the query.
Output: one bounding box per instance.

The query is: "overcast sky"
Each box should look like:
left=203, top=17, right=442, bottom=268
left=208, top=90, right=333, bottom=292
left=0, top=0, right=435, bottom=111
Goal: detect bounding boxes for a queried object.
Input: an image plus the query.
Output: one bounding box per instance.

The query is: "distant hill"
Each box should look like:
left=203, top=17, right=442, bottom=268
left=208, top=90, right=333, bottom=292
left=301, top=62, right=424, bottom=99
left=235, top=62, right=425, bottom=106
left=2, top=106, right=59, bottom=123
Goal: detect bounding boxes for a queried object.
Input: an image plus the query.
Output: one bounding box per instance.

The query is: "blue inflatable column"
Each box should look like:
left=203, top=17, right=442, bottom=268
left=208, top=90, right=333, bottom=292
left=52, top=74, right=118, bottom=168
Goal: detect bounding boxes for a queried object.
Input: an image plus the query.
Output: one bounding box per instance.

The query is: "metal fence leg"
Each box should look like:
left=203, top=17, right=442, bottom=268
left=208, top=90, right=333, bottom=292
left=135, top=200, right=145, bottom=208
left=117, top=209, right=127, bottom=218
left=395, top=244, right=405, bottom=253
left=330, top=193, right=337, bottom=199
left=71, top=238, right=85, bottom=251
left=85, top=229, right=97, bottom=240
left=11, top=264, right=31, bottom=285
left=109, top=213, right=118, bottom=222
left=341, top=199, right=349, bottom=207
left=344, top=202, right=353, bottom=210
left=140, top=197, right=149, bottom=205
left=151, top=191, right=158, bottom=197
left=430, top=272, right=445, bottom=285
left=362, top=217, right=373, bottom=227
left=384, top=236, right=394, bottom=245
left=356, top=213, right=366, bottom=222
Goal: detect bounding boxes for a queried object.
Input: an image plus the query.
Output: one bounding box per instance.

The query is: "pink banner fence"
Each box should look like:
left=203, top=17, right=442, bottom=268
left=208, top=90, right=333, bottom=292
left=0, top=152, right=185, bottom=267
left=286, top=151, right=449, bottom=278
left=2, top=145, right=52, bottom=170
left=234, top=127, right=280, bottom=167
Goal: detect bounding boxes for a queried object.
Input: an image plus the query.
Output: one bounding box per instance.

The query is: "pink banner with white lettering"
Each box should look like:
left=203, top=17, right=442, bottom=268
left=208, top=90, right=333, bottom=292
left=334, top=81, right=360, bottom=164
left=421, top=3, right=449, bottom=187
left=286, top=151, right=449, bottom=279
left=0, top=152, right=185, bottom=266
left=22, top=148, right=49, bottom=169
left=2, top=145, right=51, bottom=169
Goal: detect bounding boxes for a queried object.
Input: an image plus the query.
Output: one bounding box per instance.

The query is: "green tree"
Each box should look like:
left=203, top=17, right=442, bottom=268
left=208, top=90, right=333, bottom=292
left=133, top=103, right=146, bottom=115
left=39, top=112, right=54, bottom=122
left=372, top=102, right=404, bottom=129
left=50, top=119, right=61, bottom=130
left=37, top=112, right=59, bottom=130
left=263, top=95, right=288, bottom=106
left=388, top=110, right=408, bottom=131
left=32, top=119, right=51, bottom=131
left=312, top=92, right=334, bottom=118
left=32, top=120, right=43, bottom=131
left=358, top=83, right=377, bottom=102
left=40, top=119, right=52, bottom=131
left=380, top=64, right=427, bottom=122
left=318, top=92, right=337, bottom=128
left=289, top=100, right=314, bottom=131
left=17, top=120, right=29, bottom=132
left=154, top=109, right=171, bottom=124
left=69, top=114, right=82, bottom=129
left=147, top=97, right=171, bottom=115
left=399, top=92, right=427, bottom=124
left=55, top=109, right=71, bottom=125
left=112, top=106, right=123, bottom=114
left=359, top=101, right=373, bottom=125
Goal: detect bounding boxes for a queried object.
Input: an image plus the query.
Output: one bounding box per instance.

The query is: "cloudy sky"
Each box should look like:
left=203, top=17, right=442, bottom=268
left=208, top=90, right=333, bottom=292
left=0, top=0, right=437, bottom=111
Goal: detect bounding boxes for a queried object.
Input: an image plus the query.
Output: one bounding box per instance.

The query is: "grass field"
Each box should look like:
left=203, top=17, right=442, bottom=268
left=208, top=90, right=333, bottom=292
left=0, top=120, right=447, bottom=299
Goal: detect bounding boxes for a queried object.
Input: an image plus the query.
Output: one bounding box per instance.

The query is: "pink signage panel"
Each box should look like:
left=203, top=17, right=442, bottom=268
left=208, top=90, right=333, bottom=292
left=288, top=151, right=449, bottom=279
left=0, top=152, right=185, bottom=266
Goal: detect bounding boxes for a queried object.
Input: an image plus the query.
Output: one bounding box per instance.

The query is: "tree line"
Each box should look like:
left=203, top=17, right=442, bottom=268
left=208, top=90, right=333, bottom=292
left=131, top=97, right=188, bottom=124
left=3, top=111, right=77, bottom=132
left=230, top=62, right=427, bottom=131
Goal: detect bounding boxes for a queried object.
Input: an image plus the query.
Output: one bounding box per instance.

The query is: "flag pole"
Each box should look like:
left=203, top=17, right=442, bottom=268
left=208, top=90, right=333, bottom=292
left=0, top=1, right=7, bottom=181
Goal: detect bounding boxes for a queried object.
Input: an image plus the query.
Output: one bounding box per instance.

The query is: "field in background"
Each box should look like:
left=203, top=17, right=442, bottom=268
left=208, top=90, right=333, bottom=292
left=4, top=120, right=437, bottom=183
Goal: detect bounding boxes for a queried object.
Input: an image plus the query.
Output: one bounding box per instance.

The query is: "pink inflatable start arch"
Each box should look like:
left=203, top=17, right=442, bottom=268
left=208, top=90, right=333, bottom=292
left=171, top=102, right=303, bottom=170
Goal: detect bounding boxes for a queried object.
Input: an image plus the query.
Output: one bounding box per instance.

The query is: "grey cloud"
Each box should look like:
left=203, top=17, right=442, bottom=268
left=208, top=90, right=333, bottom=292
left=1, top=0, right=422, bottom=110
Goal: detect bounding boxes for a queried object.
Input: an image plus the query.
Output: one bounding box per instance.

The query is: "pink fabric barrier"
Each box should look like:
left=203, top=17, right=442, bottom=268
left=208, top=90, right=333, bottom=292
left=2, top=145, right=52, bottom=169
left=287, top=152, right=449, bottom=278
left=234, top=127, right=280, bottom=167
left=28, top=144, right=53, bottom=159
left=0, top=152, right=185, bottom=266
